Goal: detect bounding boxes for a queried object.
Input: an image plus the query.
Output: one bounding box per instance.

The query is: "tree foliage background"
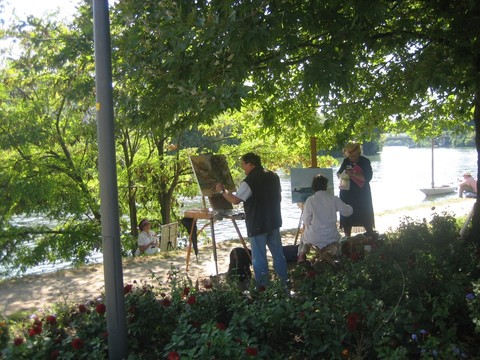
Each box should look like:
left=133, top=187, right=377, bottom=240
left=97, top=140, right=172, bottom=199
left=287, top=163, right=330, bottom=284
left=0, top=0, right=479, bottom=274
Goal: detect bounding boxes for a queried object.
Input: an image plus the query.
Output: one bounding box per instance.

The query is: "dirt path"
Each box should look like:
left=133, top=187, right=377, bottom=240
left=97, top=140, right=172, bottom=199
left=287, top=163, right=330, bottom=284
left=0, top=198, right=475, bottom=316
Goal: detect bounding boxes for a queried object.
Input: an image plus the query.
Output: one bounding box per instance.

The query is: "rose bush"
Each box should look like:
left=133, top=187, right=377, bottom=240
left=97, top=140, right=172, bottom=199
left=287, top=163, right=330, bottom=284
left=1, top=213, right=479, bottom=359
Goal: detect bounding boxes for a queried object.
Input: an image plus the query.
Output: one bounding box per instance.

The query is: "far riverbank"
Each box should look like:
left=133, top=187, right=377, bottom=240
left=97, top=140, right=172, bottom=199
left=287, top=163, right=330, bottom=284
left=0, top=197, right=475, bottom=317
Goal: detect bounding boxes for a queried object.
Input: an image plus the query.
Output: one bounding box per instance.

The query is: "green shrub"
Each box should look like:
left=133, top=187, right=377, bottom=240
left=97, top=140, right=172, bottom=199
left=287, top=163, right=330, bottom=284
left=1, top=214, right=479, bottom=359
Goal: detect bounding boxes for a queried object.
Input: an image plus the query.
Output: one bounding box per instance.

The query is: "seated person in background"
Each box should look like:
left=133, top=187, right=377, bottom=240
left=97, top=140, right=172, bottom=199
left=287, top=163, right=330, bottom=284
left=458, top=172, right=477, bottom=198
left=298, top=174, right=353, bottom=262
left=136, top=219, right=160, bottom=255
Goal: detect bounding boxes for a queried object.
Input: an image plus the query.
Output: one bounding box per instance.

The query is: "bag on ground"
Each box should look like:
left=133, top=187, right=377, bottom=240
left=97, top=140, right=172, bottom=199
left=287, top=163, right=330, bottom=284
left=282, top=244, right=299, bottom=263
left=227, top=247, right=252, bottom=281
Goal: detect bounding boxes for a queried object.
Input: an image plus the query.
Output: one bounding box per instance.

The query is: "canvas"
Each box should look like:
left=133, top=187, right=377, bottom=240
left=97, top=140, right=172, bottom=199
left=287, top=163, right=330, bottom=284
left=189, top=154, right=237, bottom=210
left=160, top=222, right=178, bottom=252
left=290, top=168, right=334, bottom=203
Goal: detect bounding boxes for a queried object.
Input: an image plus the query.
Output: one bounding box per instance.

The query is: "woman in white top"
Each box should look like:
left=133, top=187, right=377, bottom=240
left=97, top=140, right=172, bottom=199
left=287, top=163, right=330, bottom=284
left=298, top=175, right=353, bottom=260
left=136, top=219, right=160, bottom=255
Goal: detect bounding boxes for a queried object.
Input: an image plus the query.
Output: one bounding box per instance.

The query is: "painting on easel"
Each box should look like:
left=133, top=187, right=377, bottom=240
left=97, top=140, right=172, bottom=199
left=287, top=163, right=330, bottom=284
left=189, top=154, right=236, bottom=210
left=290, top=168, right=334, bottom=203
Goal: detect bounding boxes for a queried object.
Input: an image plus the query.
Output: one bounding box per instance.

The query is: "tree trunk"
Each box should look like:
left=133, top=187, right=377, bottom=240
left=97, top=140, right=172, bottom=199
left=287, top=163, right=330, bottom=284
left=466, top=89, right=480, bottom=242
left=128, top=185, right=138, bottom=236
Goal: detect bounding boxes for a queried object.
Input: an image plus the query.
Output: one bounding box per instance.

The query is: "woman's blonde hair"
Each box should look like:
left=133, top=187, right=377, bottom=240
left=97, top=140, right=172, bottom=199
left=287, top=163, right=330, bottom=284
left=343, top=142, right=362, bottom=156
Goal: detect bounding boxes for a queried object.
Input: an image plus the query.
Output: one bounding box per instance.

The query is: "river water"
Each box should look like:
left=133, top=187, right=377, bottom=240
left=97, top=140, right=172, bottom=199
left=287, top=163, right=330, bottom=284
left=4, top=146, right=477, bottom=277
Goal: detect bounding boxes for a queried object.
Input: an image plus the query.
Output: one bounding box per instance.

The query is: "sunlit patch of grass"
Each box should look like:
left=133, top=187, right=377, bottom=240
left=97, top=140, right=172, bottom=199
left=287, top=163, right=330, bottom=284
left=376, top=197, right=471, bottom=216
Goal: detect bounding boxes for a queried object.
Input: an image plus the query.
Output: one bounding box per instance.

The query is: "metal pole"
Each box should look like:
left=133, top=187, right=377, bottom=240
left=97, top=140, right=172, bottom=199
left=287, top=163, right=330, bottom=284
left=93, top=1, right=128, bottom=358
left=431, top=138, right=435, bottom=189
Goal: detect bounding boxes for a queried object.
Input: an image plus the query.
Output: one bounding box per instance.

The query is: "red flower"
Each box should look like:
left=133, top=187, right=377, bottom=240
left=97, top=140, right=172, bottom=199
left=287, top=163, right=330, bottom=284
left=216, top=322, right=226, bottom=330
left=298, top=312, right=305, bottom=319
left=13, top=337, right=24, bottom=346
left=346, top=312, right=361, bottom=332
left=191, top=321, right=201, bottom=328
left=203, top=281, right=213, bottom=289
left=28, top=324, right=42, bottom=336
left=71, top=337, right=85, bottom=350
left=78, top=304, right=87, bottom=313
left=100, top=331, right=109, bottom=338
left=167, top=351, right=180, bottom=360
left=96, top=303, right=107, bottom=315
left=161, top=298, right=172, bottom=307
left=245, top=347, right=258, bottom=356
left=50, top=349, right=60, bottom=359
left=350, top=253, right=360, bottom=262
left=187, top=295, right=196, bottom=305
left=258, top=285, right=266, bottom=292
left=46, top=315, right=57, bottom=326
left=306, top=270, right=316, bottom=278
left=183, top=287, right=190, bottom=296
left=124, top=284, right=133, bottom=294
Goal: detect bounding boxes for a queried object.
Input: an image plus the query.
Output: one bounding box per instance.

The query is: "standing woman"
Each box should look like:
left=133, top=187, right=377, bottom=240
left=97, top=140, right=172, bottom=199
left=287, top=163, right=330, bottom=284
left=337, top=143, right=375, bottom=237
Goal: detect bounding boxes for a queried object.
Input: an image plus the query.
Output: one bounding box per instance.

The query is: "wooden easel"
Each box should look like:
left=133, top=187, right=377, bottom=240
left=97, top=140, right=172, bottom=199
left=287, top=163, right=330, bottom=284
left=294, top=205, right=304, bottom=246
left=184, top=195, right=249, bottom=275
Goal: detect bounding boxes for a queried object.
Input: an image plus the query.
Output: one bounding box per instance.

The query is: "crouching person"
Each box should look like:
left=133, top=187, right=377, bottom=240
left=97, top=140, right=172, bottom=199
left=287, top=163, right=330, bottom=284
left=298, top=175, right=353, bottom=262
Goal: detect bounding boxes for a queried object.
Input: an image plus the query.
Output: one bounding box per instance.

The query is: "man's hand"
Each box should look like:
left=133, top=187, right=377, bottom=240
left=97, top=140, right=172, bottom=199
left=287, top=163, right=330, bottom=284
left=215, top=183, right=225, bottom=193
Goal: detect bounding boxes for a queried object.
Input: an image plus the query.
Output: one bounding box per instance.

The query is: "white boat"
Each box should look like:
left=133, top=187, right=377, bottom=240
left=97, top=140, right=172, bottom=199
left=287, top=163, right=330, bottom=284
left=420, top=138, right=456, bottom=197
left=420, top=186, right=456, bottom=196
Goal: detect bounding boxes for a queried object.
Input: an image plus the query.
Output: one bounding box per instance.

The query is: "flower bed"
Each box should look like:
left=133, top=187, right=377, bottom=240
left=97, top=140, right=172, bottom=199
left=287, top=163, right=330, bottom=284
left=1, top=213, right=479, bottom=359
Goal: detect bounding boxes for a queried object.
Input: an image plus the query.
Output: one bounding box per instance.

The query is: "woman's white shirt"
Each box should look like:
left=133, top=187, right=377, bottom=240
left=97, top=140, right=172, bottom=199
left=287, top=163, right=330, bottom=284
left=302, top=191, right=353, bottom=248
left=136, top=230, right=159, bottom=255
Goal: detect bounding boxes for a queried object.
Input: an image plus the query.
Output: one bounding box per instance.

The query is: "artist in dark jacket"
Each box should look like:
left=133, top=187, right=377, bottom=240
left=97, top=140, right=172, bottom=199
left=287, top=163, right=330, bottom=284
left=337, top=142, right=375, bottom=237
left=216, top=152, right=288, bottom=288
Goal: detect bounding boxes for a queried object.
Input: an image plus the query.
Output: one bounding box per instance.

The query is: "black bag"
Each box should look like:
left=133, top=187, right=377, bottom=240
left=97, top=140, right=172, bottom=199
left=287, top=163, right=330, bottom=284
left=227, top=247, right=252, bottom=281
left=282, top=245, right=299, bottom=263
left=181, top=217, right=198, bottom=256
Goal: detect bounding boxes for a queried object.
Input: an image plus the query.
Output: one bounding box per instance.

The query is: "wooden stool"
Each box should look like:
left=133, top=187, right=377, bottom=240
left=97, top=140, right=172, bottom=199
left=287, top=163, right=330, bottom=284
left=309, top=242, right=340, bottom=267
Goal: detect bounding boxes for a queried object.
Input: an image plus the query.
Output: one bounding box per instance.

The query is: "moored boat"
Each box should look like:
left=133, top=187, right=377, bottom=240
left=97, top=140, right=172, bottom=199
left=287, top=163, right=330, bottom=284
left=420, top=186, right=456, bottom=196
left=420, top=138, right=456, bottom=197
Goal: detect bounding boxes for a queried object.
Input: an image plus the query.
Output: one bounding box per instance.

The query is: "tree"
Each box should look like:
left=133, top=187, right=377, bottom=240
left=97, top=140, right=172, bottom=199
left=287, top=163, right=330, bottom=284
left=0, top=14, right=103, bottom=272
left=133, top=0, right=480, bottom=238
left=259, top=0, right=480, bottom=237
left=201, top=105, right=338, bottom=175
left=110, top=0, right=256, bottom=227
left=2, top=0, right=479, bottom=275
